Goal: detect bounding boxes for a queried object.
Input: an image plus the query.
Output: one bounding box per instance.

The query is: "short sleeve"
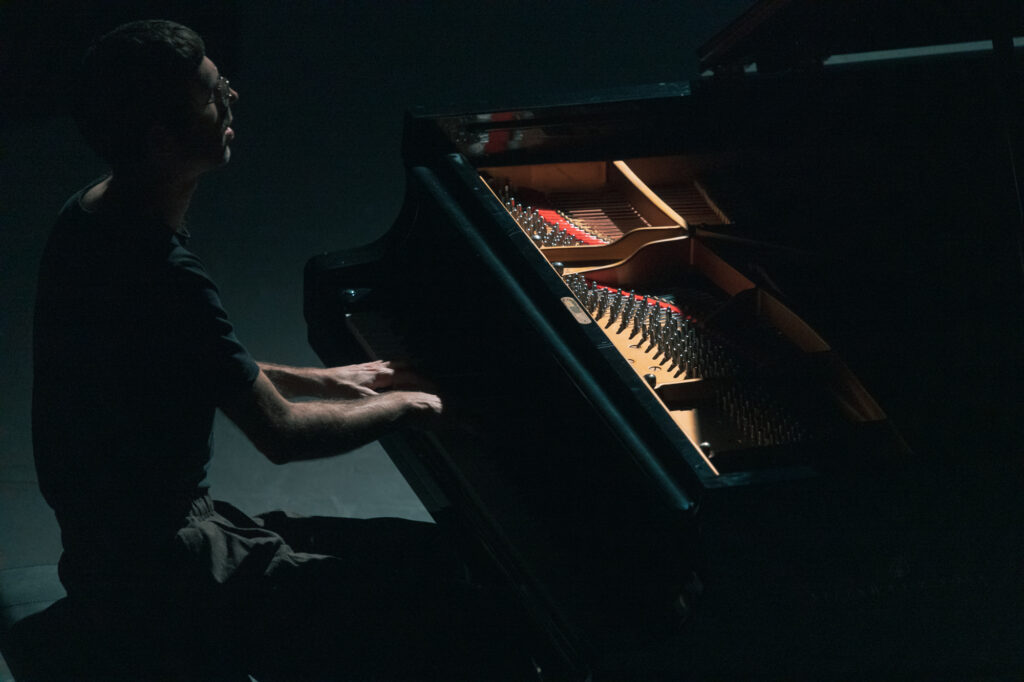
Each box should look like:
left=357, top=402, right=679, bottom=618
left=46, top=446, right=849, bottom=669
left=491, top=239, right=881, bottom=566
left=165, top=248, right=260, bottom=406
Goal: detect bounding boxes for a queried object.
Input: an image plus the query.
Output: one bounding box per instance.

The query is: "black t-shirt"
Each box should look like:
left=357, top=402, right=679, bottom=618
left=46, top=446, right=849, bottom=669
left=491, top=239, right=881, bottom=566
left=32, top=179, right=259, bottom=577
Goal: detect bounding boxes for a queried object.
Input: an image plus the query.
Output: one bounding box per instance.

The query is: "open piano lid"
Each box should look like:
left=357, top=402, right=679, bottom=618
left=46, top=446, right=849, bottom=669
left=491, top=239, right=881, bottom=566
left=698, top=0, right=1024, bottom=74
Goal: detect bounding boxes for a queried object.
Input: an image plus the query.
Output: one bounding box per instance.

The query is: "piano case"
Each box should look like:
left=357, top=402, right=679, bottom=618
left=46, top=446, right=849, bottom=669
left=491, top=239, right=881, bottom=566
left=305, top=1, right=1024, bottom=678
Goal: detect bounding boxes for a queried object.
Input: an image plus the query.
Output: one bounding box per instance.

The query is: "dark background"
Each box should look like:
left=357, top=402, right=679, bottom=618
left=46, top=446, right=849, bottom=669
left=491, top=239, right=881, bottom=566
left=3, top=3, right=1024, bottom=677
left=0, top=0, right=752, bottom=569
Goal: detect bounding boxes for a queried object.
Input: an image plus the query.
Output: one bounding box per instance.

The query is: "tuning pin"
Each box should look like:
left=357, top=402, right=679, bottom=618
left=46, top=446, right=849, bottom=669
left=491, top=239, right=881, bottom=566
left=628, top=305, right=643, bottom=339
left=605, top=290, right=620, bottom=328
left=595, top=289, right=609, bottom=319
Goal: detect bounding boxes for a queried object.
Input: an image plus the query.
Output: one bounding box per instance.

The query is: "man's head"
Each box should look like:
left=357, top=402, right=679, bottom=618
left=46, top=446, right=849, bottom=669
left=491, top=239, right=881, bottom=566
left=74, top=20, right=234, bottom=171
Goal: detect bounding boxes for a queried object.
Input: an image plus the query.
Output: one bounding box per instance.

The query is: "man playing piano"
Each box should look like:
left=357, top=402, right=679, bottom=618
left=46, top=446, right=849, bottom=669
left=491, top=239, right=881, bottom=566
left=32, top=19, right=529, bottom=681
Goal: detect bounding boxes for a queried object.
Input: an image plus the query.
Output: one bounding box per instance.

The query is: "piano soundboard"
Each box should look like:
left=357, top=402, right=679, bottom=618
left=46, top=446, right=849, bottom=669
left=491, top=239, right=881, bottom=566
left=480, top=157, right=894, bottom=476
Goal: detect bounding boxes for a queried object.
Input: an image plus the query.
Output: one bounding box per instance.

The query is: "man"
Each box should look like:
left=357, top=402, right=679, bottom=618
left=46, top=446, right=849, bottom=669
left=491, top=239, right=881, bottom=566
left=33, top=19, right=525, bottom=681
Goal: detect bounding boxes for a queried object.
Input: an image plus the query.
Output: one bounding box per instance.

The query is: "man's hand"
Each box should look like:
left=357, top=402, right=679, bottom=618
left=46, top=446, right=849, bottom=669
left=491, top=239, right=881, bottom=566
left=318, top=361, right=396, bottom=398
left=318, top=360, right=438, bottom=398
left=397, top=389, right=444, bottom=428
left=258, top=360, right=439, bottom=401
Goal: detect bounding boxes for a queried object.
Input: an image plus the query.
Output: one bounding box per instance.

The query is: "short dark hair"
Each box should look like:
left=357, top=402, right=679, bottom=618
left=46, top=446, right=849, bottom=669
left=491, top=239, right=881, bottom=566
left=73, top=20, right=206, bottom=166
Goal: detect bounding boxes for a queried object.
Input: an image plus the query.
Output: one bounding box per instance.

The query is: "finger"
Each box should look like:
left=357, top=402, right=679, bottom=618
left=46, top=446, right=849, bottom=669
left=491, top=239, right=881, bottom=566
left=367, top=366, right=396, bottom=389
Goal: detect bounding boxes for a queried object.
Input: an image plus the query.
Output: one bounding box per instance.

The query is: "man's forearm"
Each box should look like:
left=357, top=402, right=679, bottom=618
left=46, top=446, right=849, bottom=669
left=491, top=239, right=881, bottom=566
left=224, top=370, right=442, bottom=464
left=274, top=390, right=437, bottom=463
left=257, top=362, right=325, bottom=399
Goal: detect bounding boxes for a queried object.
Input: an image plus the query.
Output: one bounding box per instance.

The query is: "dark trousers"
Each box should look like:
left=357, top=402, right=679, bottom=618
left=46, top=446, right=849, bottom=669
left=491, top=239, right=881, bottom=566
left=54, top=497, right=531, bottom=681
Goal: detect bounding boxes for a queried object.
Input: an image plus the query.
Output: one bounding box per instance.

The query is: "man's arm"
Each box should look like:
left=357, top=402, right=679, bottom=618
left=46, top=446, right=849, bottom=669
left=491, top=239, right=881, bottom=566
left=257, top=360, right=399, bottom=400
left=222, top=370, right=442, bottom=464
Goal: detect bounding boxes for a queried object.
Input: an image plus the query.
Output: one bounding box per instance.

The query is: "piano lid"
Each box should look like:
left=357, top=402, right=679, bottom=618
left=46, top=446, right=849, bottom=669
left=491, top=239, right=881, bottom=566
left=698, top=0, right=1024, bottom=74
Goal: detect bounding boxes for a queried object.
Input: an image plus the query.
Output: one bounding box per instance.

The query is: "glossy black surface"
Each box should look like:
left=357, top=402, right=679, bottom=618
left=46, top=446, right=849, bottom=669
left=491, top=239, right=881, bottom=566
left=306, top=22, right=1024, bottom=678
left=698, top=0, right=1024, bottom=74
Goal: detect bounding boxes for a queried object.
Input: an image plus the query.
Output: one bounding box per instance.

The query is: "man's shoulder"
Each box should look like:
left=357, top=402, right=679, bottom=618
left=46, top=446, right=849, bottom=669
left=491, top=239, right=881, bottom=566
left=165, top=240, right=219, bottom=290
left=46, top=182, right=100, bottom=244
left=54, top=176, right=108, bottom=223
left=67, top=176, right=104, bottom=207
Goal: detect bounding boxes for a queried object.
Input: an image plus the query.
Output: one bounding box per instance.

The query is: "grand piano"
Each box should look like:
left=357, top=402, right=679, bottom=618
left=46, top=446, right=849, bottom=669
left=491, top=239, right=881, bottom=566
left=305, top=1, right=1024, bottom=678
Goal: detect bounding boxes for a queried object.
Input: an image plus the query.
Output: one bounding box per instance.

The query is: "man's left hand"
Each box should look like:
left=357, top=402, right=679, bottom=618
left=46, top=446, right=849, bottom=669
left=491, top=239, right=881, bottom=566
left=318, top=360, right=437, bottom=399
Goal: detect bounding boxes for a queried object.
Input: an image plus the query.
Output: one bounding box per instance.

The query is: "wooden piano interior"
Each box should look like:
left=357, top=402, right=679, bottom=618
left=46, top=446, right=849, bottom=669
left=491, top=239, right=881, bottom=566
left=479, top=157, right=891, bottom=476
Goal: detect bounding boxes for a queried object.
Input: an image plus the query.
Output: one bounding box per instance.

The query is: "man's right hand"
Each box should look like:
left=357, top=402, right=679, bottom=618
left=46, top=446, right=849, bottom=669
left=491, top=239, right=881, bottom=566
left=397, top=390, right=444, bottom=428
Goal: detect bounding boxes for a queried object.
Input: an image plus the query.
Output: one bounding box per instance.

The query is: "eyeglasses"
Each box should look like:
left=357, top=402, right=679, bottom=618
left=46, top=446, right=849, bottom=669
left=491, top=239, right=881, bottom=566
left=208, top=76, right=234, bottom=110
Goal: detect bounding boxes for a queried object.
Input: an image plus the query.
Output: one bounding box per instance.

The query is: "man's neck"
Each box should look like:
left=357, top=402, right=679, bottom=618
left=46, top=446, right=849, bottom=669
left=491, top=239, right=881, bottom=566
left=94, top=167, right=200, bottom=233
